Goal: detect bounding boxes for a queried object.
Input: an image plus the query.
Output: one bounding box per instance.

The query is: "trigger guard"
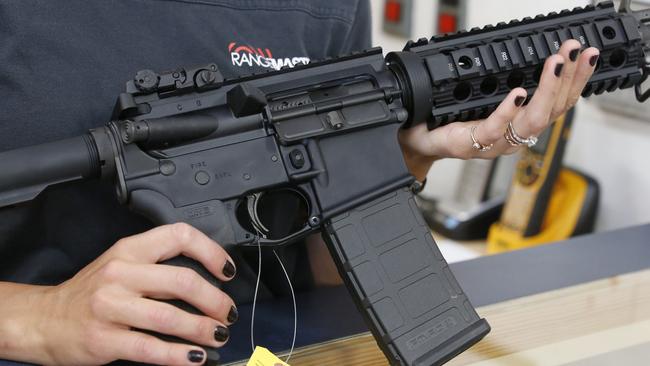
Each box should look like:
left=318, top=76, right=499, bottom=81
left=237, top=187, right=313, bottom=245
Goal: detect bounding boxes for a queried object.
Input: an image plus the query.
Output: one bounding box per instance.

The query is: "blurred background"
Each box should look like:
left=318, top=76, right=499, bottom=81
left=369, top=0, right=650, bottom=258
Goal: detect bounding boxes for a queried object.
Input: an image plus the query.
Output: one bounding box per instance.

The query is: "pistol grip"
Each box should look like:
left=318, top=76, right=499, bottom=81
left=157, top=256, right=221, bottom=365
left=128, top=190, right=226, bottom=364
left=322, top=187, right=490, bottom=366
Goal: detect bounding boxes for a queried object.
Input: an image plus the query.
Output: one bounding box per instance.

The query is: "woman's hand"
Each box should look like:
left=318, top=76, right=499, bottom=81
left=0, top=223, right=237, bottom=366
left=399, top=40, right=600, bottom=181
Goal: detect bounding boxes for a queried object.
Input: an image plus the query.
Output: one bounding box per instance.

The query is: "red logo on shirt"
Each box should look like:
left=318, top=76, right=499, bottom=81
left=228, top=42, right=310, bottom=70
left=228, top=42, right=273, bottom=58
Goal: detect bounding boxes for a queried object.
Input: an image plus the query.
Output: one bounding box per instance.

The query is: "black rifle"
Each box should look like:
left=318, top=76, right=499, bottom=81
left=0, top=1, right=648, bottom=365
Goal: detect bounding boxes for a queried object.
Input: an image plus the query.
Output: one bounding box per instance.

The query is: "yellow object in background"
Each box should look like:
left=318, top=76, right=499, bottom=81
left=487, top=108, right=599, bottom=254
left=247, top=346, right=290, bottom=366
left=487, top=169, right=589, bottom=253
left=497, top=113, right=572, bottom=237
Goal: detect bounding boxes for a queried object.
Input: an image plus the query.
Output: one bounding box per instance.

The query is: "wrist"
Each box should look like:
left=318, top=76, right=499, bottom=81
left=398, top=127, right=438, bottom=182
left=0, top=283, right=56, bottom=364
left=401, top=148, right=437, bottom=182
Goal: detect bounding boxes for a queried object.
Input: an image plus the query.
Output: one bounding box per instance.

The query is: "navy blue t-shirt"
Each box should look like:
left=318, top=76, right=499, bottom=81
left=0, top=0, right=371, bottom=303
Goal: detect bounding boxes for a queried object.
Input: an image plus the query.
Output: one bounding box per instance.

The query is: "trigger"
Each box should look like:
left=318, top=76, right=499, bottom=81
left=246, top=193, right=270, bottom=238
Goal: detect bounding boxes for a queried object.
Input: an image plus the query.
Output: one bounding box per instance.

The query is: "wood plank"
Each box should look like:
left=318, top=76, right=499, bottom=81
left=450, top=269, right=650, bottom=365
left=464, top=320, right=650, bottom=366
left=227, top=269, right=650, bottom=366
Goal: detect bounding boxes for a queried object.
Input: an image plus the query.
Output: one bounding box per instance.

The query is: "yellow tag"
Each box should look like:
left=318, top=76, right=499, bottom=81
left=246, top=346, right=290, bottom=366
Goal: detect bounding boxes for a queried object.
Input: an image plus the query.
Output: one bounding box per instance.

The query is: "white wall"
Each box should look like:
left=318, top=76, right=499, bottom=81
left=369, top=0, right=650, bottom=231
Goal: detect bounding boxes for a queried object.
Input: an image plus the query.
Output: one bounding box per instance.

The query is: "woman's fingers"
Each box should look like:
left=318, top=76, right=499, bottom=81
left=425, top=88, right=527, bottom=159
left=112, top=262, right=237, bottom=324
left=473, top=88, right=528, bottom=157
left=513, top=54, right=565, bottom=137
left=552, top=40, right=582, bottom=119
left=565, top=47, right=600, bottom=110
left=399, top=43, right=596, bottom=165
left=420, top=53, right=566, bottom=161
left=102, top=297, right=230, bottom=348
left=106, top=329, right=208, bottom=366
left=112, top=223, right=236, bottom=283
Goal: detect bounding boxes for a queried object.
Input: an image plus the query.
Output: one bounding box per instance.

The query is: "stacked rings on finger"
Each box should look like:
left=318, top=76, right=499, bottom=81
left=504, top=121, right=538, bottom=147
left=470, top=125, right=493, bottom=152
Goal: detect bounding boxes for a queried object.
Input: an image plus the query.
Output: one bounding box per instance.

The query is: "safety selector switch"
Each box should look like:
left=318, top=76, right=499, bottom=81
left=289, top=149, right=305, bottom=169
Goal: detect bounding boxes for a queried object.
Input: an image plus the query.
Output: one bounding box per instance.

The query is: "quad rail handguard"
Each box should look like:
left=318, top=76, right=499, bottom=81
left=395, top=1, right=650, bottom=128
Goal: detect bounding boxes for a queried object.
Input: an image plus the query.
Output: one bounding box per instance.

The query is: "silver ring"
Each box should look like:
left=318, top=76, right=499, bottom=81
left=504, top=121, right=538, bottom=147
left=470, top=125, right=493, bottom=152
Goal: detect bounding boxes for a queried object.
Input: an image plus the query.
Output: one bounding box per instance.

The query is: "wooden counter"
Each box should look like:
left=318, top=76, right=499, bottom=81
left=235, top=269, right=650, bottom=365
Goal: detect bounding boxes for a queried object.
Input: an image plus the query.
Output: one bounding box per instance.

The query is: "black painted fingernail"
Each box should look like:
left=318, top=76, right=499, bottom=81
left=569, top=48, right=580, bottom=62
left=589, top=55, right=599, bottom=66
left=228, top=305, right=239, bottom=324
left=188, top=350, right=205, bottom=363
left=214, top=326, right=230, bottom=342
left=222, top=260, right=236, bottom=278
left=514, top=96, right=526, bottom=107
left=554, top=63, right=564, bottom=77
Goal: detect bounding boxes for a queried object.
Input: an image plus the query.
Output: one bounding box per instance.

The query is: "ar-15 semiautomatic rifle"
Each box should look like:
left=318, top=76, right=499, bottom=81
left=0, top=1, right=649, bottom=365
